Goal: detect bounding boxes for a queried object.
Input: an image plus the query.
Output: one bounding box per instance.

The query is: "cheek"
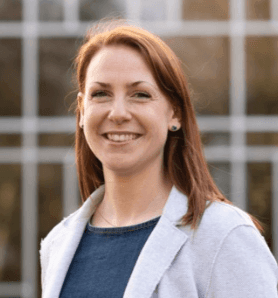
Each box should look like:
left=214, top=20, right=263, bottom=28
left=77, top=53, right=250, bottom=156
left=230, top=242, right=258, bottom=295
left=83, top=106, right=101, bottom=126
left=82, top=112, right=101, bottom=146
left=150, top=122, right=169, bottom=147
left=83, top=114, right=93, bottom=127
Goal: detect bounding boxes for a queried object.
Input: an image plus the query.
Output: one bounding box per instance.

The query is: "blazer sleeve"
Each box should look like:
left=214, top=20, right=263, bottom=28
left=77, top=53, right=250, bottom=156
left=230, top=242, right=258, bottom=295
left=206, top=224, right=278, bottom=298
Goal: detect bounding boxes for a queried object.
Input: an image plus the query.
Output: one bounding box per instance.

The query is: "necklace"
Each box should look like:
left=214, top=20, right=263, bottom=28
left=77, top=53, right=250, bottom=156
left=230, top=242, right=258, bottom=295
left=97, top=208, right=161, bottom=228
left=94, top=192, right=163, bottom=228
left=97, top=209, right=118, bottom=227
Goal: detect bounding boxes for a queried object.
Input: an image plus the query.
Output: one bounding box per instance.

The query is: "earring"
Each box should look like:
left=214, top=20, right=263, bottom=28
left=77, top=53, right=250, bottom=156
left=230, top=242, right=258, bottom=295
left=171, top=125, right=178, bottom=131
left=81, top=125, right=84, bottom=129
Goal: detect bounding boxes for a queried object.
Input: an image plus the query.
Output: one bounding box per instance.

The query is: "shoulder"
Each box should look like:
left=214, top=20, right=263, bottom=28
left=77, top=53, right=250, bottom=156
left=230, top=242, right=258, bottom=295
left=189, top=200, right=277, bottom=272
left=176, top=201, right=278, bottom=295
left=40, top=185, right=104, bottom=251
left=201, top=200, right=258, bottom=233
left=179, top=200, right=269, bottom=267
left=40, top=208, right=80, bottom=254
left=199, top=200, right=275, bottom=255
left=191, top=200, right=264, bottom=248
left=200, top=202, right=278, bottom=296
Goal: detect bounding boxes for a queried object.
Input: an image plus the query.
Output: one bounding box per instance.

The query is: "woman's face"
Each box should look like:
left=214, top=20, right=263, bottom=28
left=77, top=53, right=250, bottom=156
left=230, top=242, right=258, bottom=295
left=79, top=45, right=180, bottom=176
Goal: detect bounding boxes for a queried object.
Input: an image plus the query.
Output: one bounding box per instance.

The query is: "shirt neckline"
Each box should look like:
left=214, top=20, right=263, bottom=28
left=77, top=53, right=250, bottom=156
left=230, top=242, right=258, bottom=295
left=87, top=215, right=161, bottom=234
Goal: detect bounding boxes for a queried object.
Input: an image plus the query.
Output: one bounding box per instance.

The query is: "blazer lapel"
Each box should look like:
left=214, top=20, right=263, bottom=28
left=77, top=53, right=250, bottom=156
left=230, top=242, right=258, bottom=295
left=43, top=185, right=105, bottom=298
left=124, top=186, right=189, bottom=298
left=43, top=184, right=188, bottom=298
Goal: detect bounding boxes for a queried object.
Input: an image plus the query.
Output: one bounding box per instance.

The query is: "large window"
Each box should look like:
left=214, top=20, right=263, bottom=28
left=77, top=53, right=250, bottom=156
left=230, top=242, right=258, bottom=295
left=0, top=0, right=277, bottom=297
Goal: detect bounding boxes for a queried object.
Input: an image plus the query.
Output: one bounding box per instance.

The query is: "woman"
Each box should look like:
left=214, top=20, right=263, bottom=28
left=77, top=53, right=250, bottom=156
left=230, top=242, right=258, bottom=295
left=40, top=19, right=278, bottom=297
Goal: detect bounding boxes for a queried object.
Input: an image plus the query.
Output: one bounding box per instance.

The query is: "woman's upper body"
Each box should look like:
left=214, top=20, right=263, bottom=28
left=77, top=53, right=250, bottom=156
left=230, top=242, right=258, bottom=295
left=40, top=184, right=278, bottom=298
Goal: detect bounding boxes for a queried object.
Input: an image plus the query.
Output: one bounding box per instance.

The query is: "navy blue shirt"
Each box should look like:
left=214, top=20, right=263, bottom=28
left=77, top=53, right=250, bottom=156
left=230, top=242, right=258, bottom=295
left=59, top=216, right=160, bottom=298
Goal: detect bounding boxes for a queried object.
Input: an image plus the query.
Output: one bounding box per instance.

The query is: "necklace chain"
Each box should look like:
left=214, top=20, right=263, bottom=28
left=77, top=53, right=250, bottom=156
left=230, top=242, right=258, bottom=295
left=97, top=209, right=118, bottom=227
left=94, top=192, right=163, bottom=227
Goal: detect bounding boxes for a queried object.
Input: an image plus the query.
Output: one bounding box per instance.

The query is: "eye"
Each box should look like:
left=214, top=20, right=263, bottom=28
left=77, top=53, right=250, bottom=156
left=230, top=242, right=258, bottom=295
left=91, top=91, right=109, bottom=98
left=132, top=92, right=151, bottom=99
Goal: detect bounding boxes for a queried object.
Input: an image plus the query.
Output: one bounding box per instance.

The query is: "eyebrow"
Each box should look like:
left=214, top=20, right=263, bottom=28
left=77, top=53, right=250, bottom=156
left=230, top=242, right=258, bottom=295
left=92, top=81, right=152, bottom=88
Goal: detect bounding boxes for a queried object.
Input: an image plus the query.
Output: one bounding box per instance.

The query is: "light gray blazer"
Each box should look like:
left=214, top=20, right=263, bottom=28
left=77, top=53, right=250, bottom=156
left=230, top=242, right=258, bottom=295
left=40, top=185, right=278, bottom=298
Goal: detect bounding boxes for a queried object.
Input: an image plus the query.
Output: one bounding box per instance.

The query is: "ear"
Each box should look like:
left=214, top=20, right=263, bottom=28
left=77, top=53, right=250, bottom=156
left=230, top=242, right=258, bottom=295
left=169, top=105, right=181, bottom=129
left=78, top=92, right=84, bottom=129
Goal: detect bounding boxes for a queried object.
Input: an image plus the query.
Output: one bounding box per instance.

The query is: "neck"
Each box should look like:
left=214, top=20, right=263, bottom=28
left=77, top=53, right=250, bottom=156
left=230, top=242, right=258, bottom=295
left=97, top=162, right=173, bottom=227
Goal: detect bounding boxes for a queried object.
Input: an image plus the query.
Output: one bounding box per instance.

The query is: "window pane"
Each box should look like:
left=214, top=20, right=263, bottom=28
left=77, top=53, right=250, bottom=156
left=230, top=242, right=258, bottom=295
left=247, top=132, right=278, bottom=146
left=0, top=164, right=21, bottom=281
left=208, top=163, right=231, bottom=198
left=246, top=0, right=270, bottom=20
left=80, top=0, right=126, bottom=21
left=247, top=163, right=272, bottom=251
left=182, top=0, right=229, bottom=20
left=39, top=0, right=63, bottom=21
left=38, top=164, right=63, bottom=240
left=39, top=38, right=81, bottom=116
left=38, top=164, right=63, bottom=295
left=164, top=36, right=230, bottom=115
left=0, top=134, right=21, bottom=147
left=38, top=133, right=75, bottom=147
left=246, top=37, right=278, bottom=115
left=201, top=132, right=230, bottom=146
left=141, top=0, right=166, bottom=21
left=0, top=39, right=21, bottom=116
left=0, top=0, right=22, bottom=21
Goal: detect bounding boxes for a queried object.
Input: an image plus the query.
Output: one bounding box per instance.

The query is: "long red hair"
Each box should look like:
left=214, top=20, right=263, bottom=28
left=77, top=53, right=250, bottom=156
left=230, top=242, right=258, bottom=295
left=73, top=19, right=263, bottom=232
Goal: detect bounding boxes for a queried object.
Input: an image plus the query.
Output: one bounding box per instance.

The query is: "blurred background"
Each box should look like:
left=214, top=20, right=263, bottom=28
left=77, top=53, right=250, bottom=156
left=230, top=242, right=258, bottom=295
left=0, top=0, right=277, bottom=297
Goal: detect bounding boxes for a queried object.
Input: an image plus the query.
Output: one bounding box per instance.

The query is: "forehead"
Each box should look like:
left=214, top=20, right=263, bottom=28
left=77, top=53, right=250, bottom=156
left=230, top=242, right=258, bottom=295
left=85, top=45, right=157, bottom=87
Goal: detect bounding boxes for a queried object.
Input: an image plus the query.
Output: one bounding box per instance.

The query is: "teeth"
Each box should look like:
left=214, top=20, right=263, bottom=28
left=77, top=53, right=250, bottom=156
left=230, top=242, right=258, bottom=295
left=107, top=134, right=138, bottom=142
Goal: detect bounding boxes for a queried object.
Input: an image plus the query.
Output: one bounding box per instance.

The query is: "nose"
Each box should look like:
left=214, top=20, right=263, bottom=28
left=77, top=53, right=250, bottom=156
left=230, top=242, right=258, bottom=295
left=107, top=98, right=132, bottom=125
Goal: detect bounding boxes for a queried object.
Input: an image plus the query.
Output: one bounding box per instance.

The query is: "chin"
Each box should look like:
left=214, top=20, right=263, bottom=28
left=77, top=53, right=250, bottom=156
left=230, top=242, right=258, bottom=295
left=103, top=158, right=135, bottom=171
left=103, top=156, right=150, bottom=176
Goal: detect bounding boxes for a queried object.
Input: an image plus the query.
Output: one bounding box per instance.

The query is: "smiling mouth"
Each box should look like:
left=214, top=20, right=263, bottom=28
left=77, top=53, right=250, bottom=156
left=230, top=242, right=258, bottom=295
left=103, top=133, right=142, bottom=142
